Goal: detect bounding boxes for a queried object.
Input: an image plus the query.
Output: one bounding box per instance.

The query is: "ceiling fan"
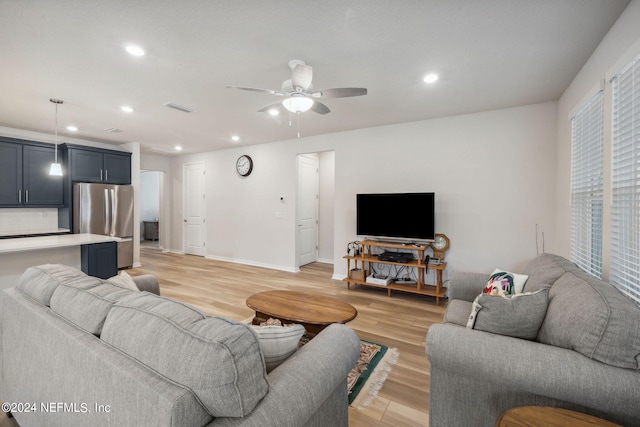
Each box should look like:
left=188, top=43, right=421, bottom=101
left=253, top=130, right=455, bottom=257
left=226, top=59, right=367, bottom=116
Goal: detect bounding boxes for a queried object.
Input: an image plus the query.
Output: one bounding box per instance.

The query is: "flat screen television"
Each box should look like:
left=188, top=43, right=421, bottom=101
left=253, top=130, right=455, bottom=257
left=356, top=192, right=435, bottom=242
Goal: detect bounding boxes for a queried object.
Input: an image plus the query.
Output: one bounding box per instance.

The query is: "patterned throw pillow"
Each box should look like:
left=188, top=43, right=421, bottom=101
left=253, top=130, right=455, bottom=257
left=483, top=269, right=529, bottom=296
left=250, top=320, right=306, bottom=372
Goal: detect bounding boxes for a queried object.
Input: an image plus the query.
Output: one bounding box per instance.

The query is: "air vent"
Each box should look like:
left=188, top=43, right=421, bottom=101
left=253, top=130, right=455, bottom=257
left=104, top=128, right=124, bottom=133
left=164, top=102, right=195, bottom=113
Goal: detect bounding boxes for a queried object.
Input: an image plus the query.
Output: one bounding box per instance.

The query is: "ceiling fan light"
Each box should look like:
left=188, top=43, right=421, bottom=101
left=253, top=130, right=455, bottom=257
left=282, top=97, right=313, bottom=113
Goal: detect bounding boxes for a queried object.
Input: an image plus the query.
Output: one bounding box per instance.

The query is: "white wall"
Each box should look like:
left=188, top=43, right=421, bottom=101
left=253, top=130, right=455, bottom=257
left=168, top=102, right=558, bottom=280
left=555, top=0, right=640, bottom=280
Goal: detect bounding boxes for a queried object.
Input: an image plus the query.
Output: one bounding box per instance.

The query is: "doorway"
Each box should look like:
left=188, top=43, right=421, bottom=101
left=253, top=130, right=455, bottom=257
left=140, top=170, right=163, bottom=250
left=296, top=151, right=335, bottom=268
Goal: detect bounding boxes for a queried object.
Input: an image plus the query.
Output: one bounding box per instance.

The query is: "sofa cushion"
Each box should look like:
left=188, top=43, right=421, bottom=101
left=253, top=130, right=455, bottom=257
left=18, top=264, right=89, bottom=306
left=522, top=253, right=576, bottom=292
left=105, top=270, right=139, bottom=290
left=466, top=289, right=549, bottom=340
left=51, top=280, right=137, bottom=335
left=443, top=299, right=473, bottom=326
left=101, top=292, right=269, bottom=417
left=538, top=271, right=640, bottom=369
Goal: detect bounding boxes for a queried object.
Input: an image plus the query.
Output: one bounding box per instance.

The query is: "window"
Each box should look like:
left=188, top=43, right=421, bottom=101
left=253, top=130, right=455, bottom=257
left=611, top=54, right=640, bottom=305
left=570, top=91, right=604, bottom=278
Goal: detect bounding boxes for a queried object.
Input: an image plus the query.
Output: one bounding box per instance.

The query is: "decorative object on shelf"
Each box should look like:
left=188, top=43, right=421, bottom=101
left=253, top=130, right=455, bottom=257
left=236, top=154, right=253, bottom=176
left=430, top=233, right=450, bottom=260
left=49, top=98, right=64, bottom=176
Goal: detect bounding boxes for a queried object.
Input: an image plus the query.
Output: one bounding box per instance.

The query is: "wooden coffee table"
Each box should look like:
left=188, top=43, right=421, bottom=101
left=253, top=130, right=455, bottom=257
left=496, top=406, right=622, bottom=426
left=246, top=290, right=357, bottom=338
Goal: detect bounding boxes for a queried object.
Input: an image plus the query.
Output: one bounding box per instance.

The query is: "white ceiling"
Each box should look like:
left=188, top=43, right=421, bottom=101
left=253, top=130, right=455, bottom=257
left=0, top=0, right=630, bottom=155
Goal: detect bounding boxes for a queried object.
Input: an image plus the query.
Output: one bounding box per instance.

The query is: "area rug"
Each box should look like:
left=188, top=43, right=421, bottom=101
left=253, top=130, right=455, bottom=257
left=241, top=317, right=398, bottom=408
left=348, top=340, right=399, bottom=409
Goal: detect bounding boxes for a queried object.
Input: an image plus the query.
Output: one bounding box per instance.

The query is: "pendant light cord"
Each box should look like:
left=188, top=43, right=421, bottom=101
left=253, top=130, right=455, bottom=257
left=54, top=102, right=59, bottom=163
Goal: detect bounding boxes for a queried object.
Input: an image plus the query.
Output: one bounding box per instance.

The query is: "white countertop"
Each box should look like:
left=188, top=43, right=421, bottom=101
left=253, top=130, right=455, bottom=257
left=0, top=233, right=120, bottom=254
left=0, top=228, right=71, bottom=237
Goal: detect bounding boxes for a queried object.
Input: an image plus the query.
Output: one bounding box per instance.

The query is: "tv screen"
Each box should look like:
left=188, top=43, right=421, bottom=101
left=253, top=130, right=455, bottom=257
left=356, top=193, right=435, bottom=242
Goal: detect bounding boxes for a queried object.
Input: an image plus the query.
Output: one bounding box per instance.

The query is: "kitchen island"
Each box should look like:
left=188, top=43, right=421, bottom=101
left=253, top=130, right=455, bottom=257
left=0, top=234, right=120, bottom=291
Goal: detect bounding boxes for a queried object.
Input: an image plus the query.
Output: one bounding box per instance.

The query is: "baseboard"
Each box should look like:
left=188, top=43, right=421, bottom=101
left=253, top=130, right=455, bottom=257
left=332, top=274, right=348, bottom=281
left=204, top=255, right=297, bottom=273
left=317, top=258, right=334, bottom=264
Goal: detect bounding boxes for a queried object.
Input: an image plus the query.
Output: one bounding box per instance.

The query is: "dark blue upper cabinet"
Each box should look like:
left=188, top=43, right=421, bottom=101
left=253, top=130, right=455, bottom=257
left=64, top=144, right=131, bottom=184
left=0, top=137, right=62, bottom=207
left=0, top=141, right=23, bottom=205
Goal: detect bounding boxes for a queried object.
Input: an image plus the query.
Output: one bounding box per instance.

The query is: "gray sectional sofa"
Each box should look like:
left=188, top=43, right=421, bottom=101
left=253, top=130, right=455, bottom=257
left=426, top=253, right=640, bottom=427
left=0, top=264, right=360, bottom=427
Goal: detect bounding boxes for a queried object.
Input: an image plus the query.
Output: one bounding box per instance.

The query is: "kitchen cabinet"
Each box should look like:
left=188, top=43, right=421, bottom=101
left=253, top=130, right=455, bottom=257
left=0, top=137, right=63, bottom=207
left=63, top=144, right=131, bottom=185
left=81, top=240, right=118, bottom=279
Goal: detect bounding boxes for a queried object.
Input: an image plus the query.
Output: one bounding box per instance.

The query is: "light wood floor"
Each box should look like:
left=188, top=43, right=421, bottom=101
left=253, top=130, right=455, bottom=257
left=129, top=248, right=446, bottom=427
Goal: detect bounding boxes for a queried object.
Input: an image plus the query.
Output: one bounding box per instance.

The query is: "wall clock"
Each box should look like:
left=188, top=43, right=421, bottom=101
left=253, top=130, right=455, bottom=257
left=236, top=155, right=253, bottom=177
left=430, top=233, right=450, bottom=260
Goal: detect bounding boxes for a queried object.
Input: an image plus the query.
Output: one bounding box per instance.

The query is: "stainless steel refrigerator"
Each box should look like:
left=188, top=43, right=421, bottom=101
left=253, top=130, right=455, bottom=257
left=73, top=183, right=134, bottom=269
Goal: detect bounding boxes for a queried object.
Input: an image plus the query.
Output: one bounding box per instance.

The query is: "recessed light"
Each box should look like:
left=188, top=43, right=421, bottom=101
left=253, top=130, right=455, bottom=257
left=66, top=125, right=78, bottom=132
left=120, top=106, right=134, bottom=113
left=423, top=73, right=439, bottom=83
left=268, top=109, right=279, bottom=116
left=231, top=135, right=240, bottom=142
left=125, top=44, right=145, bottom=57
left=175, top=145, right=183, bottom=151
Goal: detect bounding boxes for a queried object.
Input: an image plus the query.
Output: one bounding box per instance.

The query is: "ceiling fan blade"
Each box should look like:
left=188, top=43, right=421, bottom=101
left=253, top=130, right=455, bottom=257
left=226, top=85, right=287, bottom=96
left=291, top=64, right=313, bottom=91
left=310, top=87, right=367, bottom=98
left=257, top=101, right=286, bottom=114
left=310, top=100, right=330, bottom=115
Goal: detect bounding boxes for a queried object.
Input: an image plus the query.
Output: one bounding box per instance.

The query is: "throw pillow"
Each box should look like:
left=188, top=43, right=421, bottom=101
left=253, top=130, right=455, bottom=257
left=250, top=322, right=306, bottom=372
left=466, top=288, right=549, bottom=340
left=106, top=270, right=139, bottom=291
left=483, top=269, right=529, bottom=296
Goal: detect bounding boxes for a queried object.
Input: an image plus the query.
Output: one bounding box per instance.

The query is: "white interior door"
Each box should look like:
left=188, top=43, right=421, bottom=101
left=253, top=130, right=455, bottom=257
left=297, top=154, right=319, bottom=266
left=184, top=162, right=206, bottom=256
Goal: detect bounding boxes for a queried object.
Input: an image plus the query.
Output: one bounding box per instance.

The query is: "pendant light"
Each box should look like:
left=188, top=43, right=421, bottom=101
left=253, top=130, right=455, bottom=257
left=49, top=98, right=63, bottom=176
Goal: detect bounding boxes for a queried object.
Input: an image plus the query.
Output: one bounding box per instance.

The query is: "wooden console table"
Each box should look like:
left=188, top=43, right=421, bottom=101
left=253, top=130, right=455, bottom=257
left=343, top=240, right=447, bottom=304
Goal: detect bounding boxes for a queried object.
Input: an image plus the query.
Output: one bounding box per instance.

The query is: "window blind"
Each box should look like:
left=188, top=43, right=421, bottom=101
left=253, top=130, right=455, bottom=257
left=611, top=54, right=640, bottom=305
left=570, top=91, right=604, bottom=278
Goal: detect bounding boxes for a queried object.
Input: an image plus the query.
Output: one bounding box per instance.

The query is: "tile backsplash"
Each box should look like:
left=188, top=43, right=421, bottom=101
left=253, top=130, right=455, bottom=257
left=0, top=208, right=59, bottom=234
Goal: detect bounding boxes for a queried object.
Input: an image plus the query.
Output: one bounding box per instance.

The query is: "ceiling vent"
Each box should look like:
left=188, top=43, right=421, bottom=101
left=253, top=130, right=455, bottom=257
left=104, top=127, right=124, bottom=133
left=164, top=102, right=195, bottom=113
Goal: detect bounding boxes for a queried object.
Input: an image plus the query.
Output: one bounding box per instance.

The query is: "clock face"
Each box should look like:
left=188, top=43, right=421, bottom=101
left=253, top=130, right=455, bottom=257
left=433, top=235, right=447, bottom=250
left=236, top=155, right=253, bottom=176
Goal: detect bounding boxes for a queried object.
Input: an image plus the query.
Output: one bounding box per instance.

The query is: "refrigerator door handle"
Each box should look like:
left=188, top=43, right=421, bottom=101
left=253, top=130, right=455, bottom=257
left=104, top=189, right=110, bottom=235
left=110, top=188, right=117, bottom=236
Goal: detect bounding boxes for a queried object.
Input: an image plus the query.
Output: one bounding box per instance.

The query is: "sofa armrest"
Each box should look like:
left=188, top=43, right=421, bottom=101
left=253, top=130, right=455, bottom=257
left=426, top=323, right=640, bottom=423
left=448, top=271, right=487, bottom=302
left=132, top=274, right=160, bottom=295
left=210, top=323, right=360, bottom=427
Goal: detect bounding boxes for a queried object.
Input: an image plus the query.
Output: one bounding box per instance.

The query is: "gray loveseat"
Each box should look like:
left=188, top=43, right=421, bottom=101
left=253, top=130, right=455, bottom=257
left=426, top=253, right=640, bottom=427
left=1, top=264, right=360, bottom=427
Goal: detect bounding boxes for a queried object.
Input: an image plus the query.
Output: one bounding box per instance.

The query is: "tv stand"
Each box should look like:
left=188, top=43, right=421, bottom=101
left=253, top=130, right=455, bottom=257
left=343, top=240, right=446, bottom=305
